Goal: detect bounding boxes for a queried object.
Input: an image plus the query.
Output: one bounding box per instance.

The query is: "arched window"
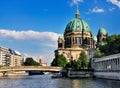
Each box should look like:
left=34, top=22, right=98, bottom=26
left=83, top=37, right=87, bottom=44
left=70, top=37, right=71, bottom=44
left=87, top=38, right=90, bottom=45
left=73, top=38, right=74, bottom=44
left=77, top=37, right=79, bottom=44
left=58, top=43, right=63, bottom=48
left=102, top=38, right=105, bottom=41
left=80, top=37, right=82, bottom=44
left=75, top=37, right=77, bottom=44
left=77, top=37, right=81, bottom=44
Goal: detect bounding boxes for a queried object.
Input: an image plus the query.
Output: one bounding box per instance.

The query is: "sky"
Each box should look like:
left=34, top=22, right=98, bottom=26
left=0, top=0, right=120, bottom=65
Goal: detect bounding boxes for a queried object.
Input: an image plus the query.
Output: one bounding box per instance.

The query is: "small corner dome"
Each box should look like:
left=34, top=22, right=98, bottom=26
left=58, top=35, right=64, bottom=41
left=93, top=36, right=97, bottom=42
left=98, top=27, right=107, bottom=35
left=64, top=9, right=91, bottom=33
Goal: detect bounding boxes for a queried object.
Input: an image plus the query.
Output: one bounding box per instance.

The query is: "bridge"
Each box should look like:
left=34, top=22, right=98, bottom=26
left=0, top=66, right=62, bottom=77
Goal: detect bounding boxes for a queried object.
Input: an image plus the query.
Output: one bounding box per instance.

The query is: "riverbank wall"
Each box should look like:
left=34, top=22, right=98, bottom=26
left=67, top=71, right=94, bottom=78
left=94, top=71, right=120, bottom=80
left=62, top=70, right=120, bottom=80
left=92, top=53, right=120, bottom=80
left=59, top=69, right=94, bottom=78
left=0, top=71, right=28, bottom=77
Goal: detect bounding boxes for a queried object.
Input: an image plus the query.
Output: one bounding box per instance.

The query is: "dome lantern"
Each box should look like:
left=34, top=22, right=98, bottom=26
left=75, top=6, right=80, bottom=18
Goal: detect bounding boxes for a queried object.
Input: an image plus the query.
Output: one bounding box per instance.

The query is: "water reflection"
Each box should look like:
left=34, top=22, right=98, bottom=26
left=0, top=75, right=120, bottom=88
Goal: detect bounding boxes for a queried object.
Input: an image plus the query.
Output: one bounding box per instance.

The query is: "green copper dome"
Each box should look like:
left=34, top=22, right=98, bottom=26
left=58, top=35, right=64, bottom=41
left=98, top=27, right=107, bottom=35
left=93, top=36, right=97, bottom=42
left=65, top=9, right=91, bottom=33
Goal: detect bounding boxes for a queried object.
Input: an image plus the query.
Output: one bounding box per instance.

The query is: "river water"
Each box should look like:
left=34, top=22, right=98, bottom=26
left=0, top=74, right=120, bottom=88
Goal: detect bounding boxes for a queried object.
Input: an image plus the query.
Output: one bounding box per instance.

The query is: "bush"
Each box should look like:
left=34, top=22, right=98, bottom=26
left=51, top=54, right=68, bottom=68
left=24, top=57, right=40, bottom=66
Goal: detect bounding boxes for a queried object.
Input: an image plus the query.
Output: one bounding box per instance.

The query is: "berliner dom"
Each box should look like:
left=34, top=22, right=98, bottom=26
left=55, top=8, right=107, bottom=62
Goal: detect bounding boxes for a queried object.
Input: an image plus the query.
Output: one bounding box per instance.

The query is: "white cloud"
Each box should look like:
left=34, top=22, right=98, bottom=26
left=90, top=7, right=105, bottom=13
left=70, top=0, right=83, bottom=6
left=109, top=7, right=115, bottom=11
left=0, top=29, right=59, bottom=48
left=0, top=29, right=59, bottom=65
left=0, top=29, right=58, bottom=41
left=107, top=0, right=120, bottom=8
left=73, top=0, right=83, bottom=4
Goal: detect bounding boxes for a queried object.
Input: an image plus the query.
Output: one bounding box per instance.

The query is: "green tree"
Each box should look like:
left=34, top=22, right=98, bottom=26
left=94, top=48, right=104, bottom=58
left=51, top=54, right=68, bottom=67
left=0, top=65, right=3, bottom=68
left=76, top=51, right=88, bottom=69
left=24, top=57, right=40, bottom=66
left=51, top=58, right=57, bottom=66
left=76, top=58, right=81, bottom=69
left=66, top=60, right=77, bottom=69
left=99, top=34, right=120, bottom=55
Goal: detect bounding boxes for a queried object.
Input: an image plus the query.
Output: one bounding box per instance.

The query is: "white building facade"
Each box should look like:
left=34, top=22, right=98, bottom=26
left=0, top=46, right=23, bottom=67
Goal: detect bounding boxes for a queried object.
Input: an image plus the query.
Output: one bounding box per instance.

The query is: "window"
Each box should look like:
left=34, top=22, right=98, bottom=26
left=58, top=43, right=63, bottom=48
left=83, top=37, right=87, bottom=44
left=77, top=37, right=80, bottom=44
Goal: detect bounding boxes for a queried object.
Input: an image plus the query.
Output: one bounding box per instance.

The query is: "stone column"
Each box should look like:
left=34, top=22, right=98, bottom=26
left=116, top=58, right=119, bottom=70
left=71, top=37, right=73, bottom=44
left=104, top=61, right=106, bottom=71
left=111, top=59, right=114, bottom=70
left=113, top=59, right=115, bottom=71
left=118, top=58, right=119, bottom=70
left=115, top=58, right=116, bottom=70
left=74, top=37, right=75, bottom=44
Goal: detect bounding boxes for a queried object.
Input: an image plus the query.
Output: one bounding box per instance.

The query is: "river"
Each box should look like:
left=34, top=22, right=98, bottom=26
left=0, top=74, right=120, bottom=88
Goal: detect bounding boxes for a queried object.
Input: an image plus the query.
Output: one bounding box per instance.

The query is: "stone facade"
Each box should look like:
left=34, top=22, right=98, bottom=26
left=10, top=54, right=23, bottom=67
left=55, top=48, right=87, bottom=61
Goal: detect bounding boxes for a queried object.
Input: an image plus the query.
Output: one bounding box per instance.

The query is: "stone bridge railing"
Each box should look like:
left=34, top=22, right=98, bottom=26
left=0, top=66, right=62, bottom=76
left=0, top=66, right=62, bottom=72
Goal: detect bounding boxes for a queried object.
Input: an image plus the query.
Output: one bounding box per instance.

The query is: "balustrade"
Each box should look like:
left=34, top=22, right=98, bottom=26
left=93, top=53, right=120, bottom=71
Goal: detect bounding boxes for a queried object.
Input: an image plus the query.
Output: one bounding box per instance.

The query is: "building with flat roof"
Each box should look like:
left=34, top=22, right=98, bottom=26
left=0, top=46, right=23, bottom=66
left=0, top=46, right=10, bottom=66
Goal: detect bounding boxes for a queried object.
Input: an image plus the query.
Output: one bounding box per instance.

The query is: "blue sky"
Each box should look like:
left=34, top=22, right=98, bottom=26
left=0, top=0, right=120, bottom=65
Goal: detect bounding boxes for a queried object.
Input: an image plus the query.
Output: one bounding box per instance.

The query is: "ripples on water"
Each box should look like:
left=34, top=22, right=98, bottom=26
left=0, top=74, right=120, bottom=88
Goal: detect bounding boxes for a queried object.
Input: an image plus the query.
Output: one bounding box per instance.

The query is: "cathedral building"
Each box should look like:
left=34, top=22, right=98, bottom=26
left=55, top=8, right=108, bottom=62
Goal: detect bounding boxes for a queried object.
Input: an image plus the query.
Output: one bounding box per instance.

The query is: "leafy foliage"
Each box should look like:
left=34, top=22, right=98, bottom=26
left=94, top=48, right=104, bottom=58
left=77, top=51, right=88, bottom=69
left=0, top=65, right=3, bottom=68
left=24, top=57, right=40, bottom=66
left=99, top=34, right=120, bottom=55
left=51, top=54, right=68, bottom=67
left=66, top=60, right=77, bottom=69
left=66, top=51, right=89, bottom=69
